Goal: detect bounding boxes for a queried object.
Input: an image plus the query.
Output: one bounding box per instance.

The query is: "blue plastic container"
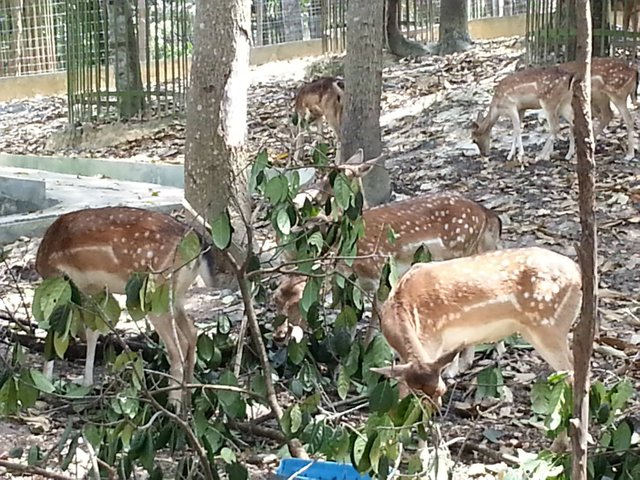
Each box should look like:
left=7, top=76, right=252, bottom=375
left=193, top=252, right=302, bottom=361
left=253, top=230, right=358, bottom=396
left=275, top=458, right=372, bottom=480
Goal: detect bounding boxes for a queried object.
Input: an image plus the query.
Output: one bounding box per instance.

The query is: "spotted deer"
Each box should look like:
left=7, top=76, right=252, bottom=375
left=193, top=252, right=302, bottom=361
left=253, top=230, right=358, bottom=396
left=273, top=192, right=503, bottom=375
left=471, top=66, right=576, bottom=165
left=371, top=247, right=581, bottom=405
left=559, top=56, right=638, bottom=160
left=35, top=206, right=234, bottom=410
left=292, top=76, right=344, bottom=162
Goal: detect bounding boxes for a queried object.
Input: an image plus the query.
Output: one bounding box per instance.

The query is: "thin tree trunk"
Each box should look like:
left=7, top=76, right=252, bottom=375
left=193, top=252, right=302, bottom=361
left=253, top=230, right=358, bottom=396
left=107, top=0, right=145, bottom=119
left=386, top=0, right=427, bottom=57
left=437, top=0, right=472, bottom=55
left=341, top=0, right=391, bottom=207
left=570, top=2, right=597, bottom=480
left=184, top=0, right=251, bottom=249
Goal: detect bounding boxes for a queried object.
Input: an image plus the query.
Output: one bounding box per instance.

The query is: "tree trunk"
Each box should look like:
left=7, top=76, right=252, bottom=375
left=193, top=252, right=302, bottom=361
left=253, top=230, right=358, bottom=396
left=184, top=0, right=252, bottom=251
left=308, top=0, right=323, bottom=39
left=437, top=0, right=472, bottom=55
left=386, top=0, right=427, bottom=57
left=570, top=2, right=597, bottom=480
left=282, top=0, right=303, bottom=42
left=107, top=0, right=145, bottom=119
left=341, top=0, right=391, bottom=207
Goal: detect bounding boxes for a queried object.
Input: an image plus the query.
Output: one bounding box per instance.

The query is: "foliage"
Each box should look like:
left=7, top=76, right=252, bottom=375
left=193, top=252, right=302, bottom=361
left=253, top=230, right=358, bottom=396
left=2, top=145, right=638, bottom=478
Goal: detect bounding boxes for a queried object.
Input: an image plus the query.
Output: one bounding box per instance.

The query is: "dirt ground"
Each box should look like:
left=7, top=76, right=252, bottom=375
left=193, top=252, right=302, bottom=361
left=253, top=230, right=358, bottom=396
left=0, top=36, right=639, bottom=479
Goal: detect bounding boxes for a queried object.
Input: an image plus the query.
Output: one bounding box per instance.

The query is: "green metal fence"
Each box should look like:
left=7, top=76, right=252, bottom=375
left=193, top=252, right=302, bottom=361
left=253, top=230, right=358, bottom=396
left=526, top=0, right=640, bottom=65
left=65, top=0, right=190, bottom=125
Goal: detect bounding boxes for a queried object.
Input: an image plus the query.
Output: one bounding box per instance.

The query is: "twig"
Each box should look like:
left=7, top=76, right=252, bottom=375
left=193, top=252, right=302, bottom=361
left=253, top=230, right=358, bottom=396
left=233, top=313, right=249, bottom=378
left=82, top=435, right=101, bottom=480
left=229, top=420, right=287, bottom=442
left=450, top=440, right=520, bottom=467
left=228, top=251, right=308, bottom=459
left=0, top=459, right=76, bottom=480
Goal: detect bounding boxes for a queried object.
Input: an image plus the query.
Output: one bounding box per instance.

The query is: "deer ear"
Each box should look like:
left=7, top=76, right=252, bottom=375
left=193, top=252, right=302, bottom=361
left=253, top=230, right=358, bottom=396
left=344, top=148, right=364, bottom=165
left=370, top=363, right=412, bottom=380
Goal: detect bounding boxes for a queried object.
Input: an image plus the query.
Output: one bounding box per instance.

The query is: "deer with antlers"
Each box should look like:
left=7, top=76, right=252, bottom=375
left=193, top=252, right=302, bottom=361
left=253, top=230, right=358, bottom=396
left=35, top=206, right=234, bottom=410
left=471, top=65, right=576, bottom=165
left=559, top=56, right=638, bottom=160
left=292, top=76, right=344, bottom=162
left=371, top=247, right=581, bottom=405
left=273, top=190, right=503, bottom=376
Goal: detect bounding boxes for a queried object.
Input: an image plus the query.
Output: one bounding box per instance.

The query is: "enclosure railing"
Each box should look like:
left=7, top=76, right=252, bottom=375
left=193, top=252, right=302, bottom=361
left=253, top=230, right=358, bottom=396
left=526, top=0, right=640, bottom=65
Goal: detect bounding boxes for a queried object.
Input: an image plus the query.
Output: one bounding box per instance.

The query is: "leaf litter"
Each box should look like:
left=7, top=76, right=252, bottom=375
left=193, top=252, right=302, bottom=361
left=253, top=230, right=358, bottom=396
left=0, top=37, right=638, bottom=478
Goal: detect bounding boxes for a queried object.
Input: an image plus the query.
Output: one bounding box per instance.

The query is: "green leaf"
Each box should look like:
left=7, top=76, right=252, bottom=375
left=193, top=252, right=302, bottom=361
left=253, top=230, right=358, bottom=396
left=220, top=447, right=236, bottom=464
left=290, top=404, right=302, bottom=434
left=226, top=462, right=248, bottom=480
left=369, top=381, right=397, bottom=414
left=337, top=365, right=350, bottom=400
left=345, top=342, right=361, bottom=377
left=35, top=277, right=72, bottom=324
left=275, top=207, right=291, bottom=235
left=335, top=306, right=358, bottom=330
left=178, top=231, right=202, bottom=265
left=125, top=273, right=147, bottom=321
left=27, top=445, right=40, bottom=466
left=211, top=210, right=233, bottom=250
left=249, top=149, right=269, bottom=192
left=53, top=332, right=70, bottom=359
left=265, top=175, right=288, bottom=204
left=29, top=369, right=55, bottom=394
left=218, top=371, right=245, bottom=419
left=612, top=421, right=632, bottom=452
left=287, top=339, right=308, bottom=365
left=300, top=278, right=320, bottom=314
left=333, top=173, right=351, bottom=210
left=150, top=282, right=170, bottom=316
left=307, top=231, right=324, bottom=254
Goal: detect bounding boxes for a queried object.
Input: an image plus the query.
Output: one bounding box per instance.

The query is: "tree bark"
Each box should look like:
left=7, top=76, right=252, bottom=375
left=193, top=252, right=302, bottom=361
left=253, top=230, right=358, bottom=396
left=570, top=2, right=597, bottom=480
left=386, top=0, right=428, bottom=58
left=437, top=0, right=472, bottom=55
left=341, top=0, right=391, bottom=207
left=281, top=0, right=303, bottom=42
left=184, top=0, right=252, bottom=251
left=107, top=0, right=145, bottom=119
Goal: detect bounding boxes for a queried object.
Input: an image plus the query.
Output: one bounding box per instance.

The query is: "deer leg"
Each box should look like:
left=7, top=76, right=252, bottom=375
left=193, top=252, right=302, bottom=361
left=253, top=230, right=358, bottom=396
left=82, top=328, right=101, bottom=387
left=559, top=101, right=576, bottom=160
left=175, top=307, right=197, bottom=410
left=592, top=94, right=613, bottom=138
left=537, top=102, right=561, bottom=161
left=148, top=313, right=186, bottom=411
left=610, top=95, right=636, bottom=159
left=507, top=108, right=525, bottom=163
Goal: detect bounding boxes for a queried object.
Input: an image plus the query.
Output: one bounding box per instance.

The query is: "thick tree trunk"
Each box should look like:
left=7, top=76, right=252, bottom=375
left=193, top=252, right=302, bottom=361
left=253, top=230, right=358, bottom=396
left=570, top=2, right=597, bottom=480
left=437, top=0, right=472, bottom=55
left=281, top=0, right=303, bottom=42
left=107, top=0, right=144, bottom=119
left=341, top=0, right=391, bottom=207
left=386, top=0, right=427, bottom=57
left=184, top=0, right=252, bottom=251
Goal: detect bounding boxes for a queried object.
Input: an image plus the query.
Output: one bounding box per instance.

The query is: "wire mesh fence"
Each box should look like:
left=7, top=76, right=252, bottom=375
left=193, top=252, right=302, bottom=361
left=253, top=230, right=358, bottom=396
left=0, top=0, right=66, bottom=76
left=526, top=0, right=640, bottom=65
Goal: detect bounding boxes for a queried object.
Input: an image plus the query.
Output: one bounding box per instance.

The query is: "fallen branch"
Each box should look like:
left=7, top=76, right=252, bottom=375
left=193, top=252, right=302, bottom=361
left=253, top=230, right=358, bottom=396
left=0, top=459, right=76, bottom=480
left=229, top=419, right=288, bottom=443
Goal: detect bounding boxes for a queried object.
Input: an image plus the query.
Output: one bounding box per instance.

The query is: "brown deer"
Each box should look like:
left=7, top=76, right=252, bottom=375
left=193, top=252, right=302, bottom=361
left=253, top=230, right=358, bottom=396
left=35, top=206, right=234, bottom=410
left=471, top=66, right=576, bottom=165
left=292, top=76, right=344, bottom=162
left=371, top=247, right=581, bottom=405
left=273, top=192, right=503, bottom=375
left=559, top=56, right=638, bottom=160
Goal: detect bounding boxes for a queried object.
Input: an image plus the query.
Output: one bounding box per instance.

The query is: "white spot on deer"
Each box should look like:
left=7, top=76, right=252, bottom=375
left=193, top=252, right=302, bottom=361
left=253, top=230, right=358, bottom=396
left=146, top=250, right=154, bottom=259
